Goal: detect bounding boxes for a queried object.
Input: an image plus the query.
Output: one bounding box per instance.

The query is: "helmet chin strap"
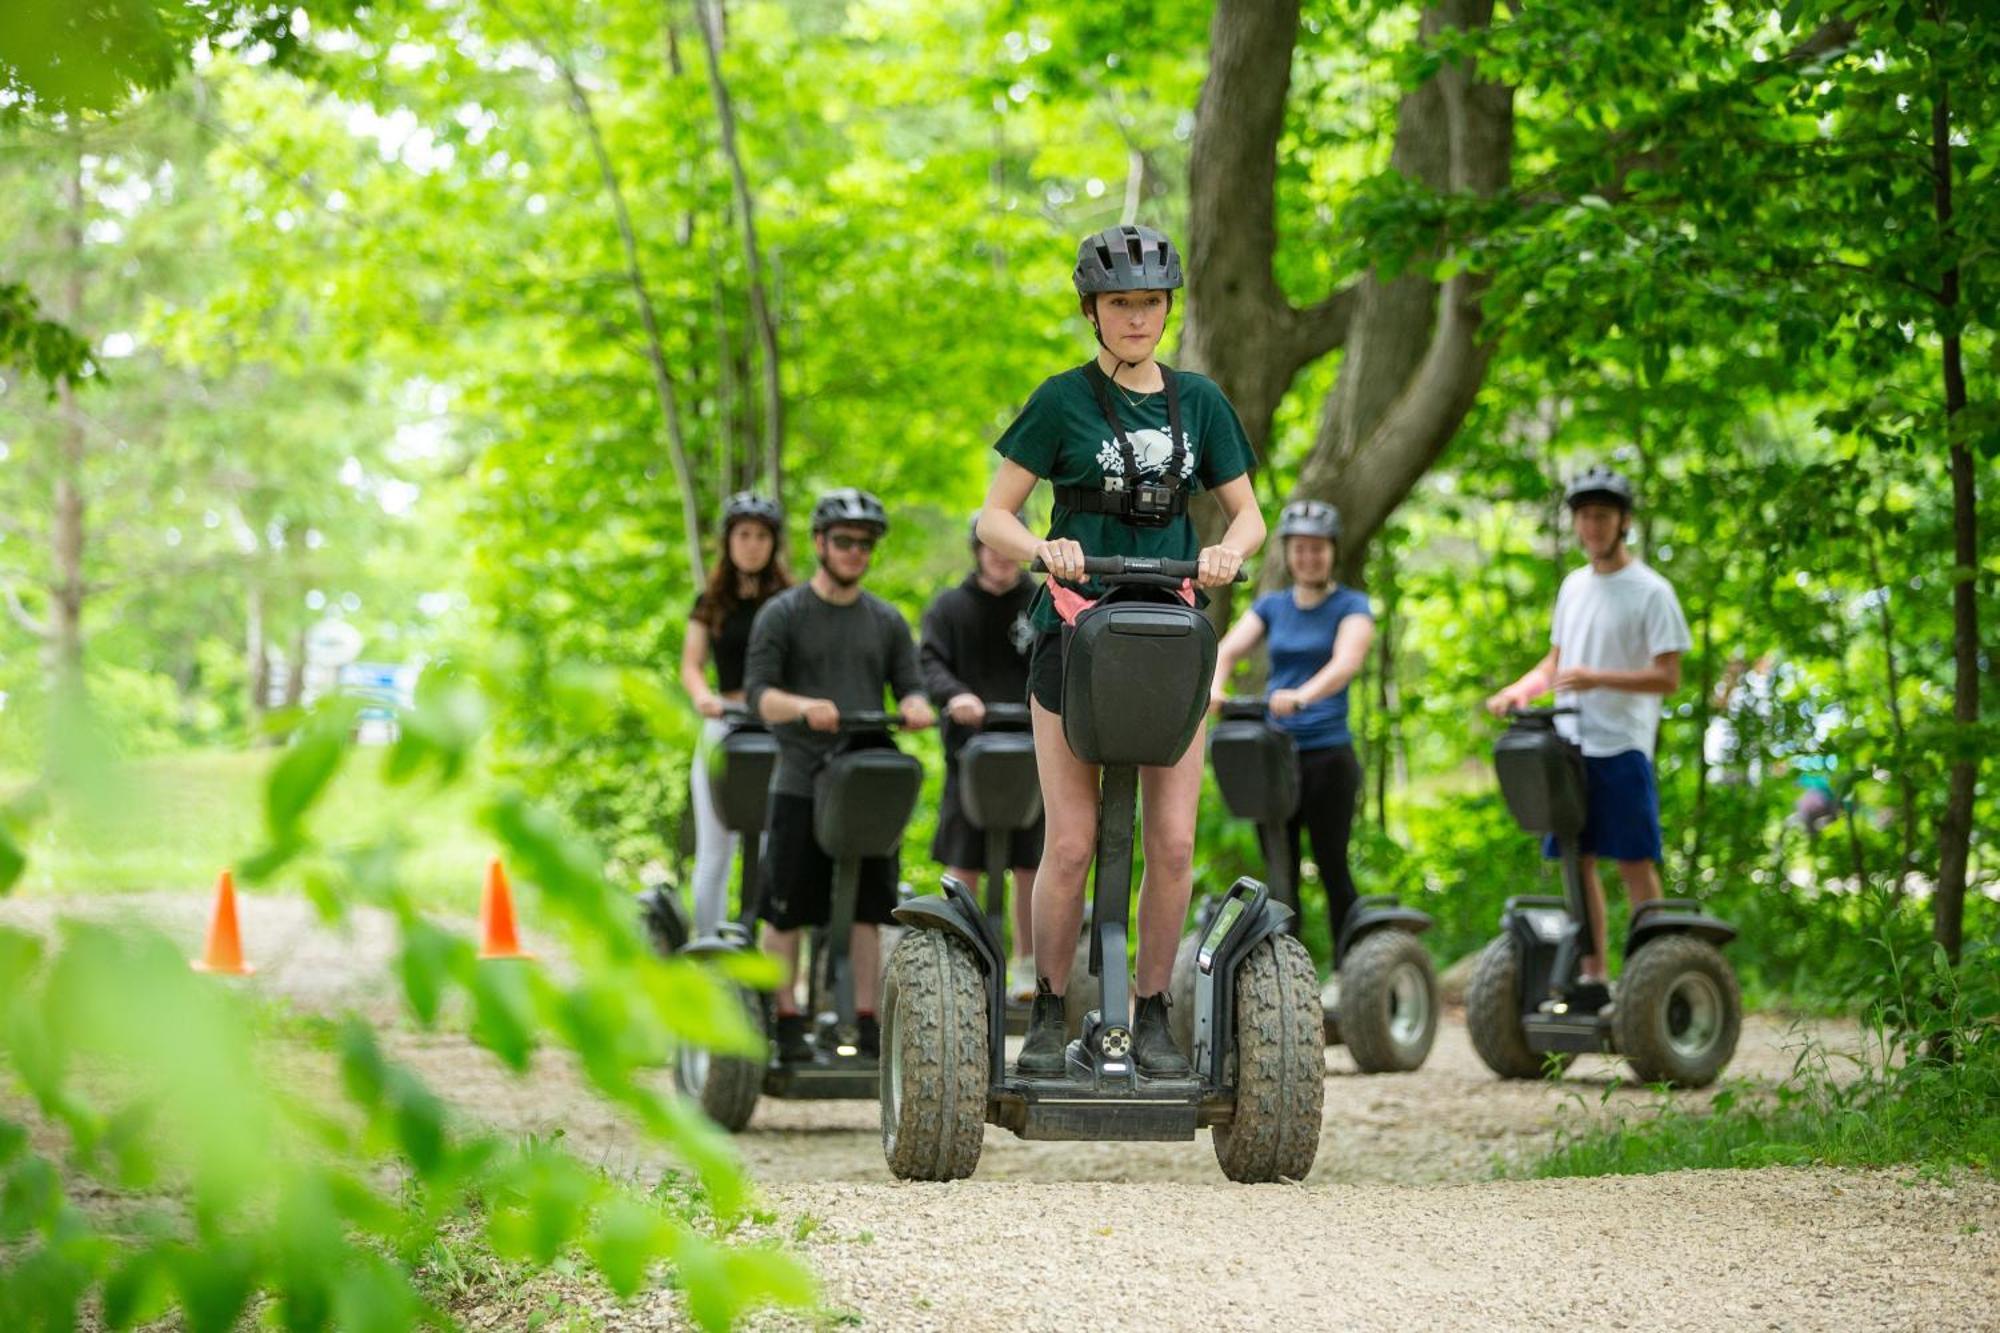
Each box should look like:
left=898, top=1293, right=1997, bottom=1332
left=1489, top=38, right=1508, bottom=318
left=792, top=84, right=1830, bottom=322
left=1088, top=298, right=1145, bottom=385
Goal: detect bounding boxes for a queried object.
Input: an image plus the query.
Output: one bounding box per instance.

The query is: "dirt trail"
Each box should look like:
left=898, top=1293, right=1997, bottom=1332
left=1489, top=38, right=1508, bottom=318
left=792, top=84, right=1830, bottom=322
left=7, top=894, right=1996, bottom=1330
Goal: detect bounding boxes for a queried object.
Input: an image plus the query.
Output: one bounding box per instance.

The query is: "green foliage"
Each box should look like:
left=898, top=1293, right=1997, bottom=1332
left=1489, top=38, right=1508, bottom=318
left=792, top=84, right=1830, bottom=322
left=1526, top=939, right=2000, bottom=1179
left=0, top=674, right=813, bottom=1330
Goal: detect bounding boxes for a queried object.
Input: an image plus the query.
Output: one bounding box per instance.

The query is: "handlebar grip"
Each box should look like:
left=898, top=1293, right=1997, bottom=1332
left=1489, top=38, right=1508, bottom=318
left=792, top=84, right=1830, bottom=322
left=1030, top=554, right=1248, bottom=583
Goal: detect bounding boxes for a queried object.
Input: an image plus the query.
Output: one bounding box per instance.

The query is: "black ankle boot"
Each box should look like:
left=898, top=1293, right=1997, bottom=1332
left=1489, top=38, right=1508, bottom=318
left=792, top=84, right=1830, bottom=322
left=1132, top=991, right=1190, bottom=1077
left=1016, top=979, right=1068, bottom=1076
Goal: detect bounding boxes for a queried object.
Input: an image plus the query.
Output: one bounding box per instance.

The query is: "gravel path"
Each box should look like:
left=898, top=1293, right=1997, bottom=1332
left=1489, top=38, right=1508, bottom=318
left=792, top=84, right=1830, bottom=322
left=7, top=893, right=1995, bottom=1330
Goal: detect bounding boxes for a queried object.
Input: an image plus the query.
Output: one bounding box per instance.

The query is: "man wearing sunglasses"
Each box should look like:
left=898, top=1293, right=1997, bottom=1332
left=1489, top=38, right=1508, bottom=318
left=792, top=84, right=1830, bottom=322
left=743, top=487, right=935, bottom=1061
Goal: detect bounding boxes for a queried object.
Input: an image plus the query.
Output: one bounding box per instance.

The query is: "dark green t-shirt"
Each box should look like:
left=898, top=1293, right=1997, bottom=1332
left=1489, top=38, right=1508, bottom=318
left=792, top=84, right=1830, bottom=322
left=994, top=365, right=1254, bottom=632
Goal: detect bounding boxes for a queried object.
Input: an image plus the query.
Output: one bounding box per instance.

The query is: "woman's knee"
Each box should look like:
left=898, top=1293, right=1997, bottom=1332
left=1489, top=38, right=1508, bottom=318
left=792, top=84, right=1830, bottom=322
left=1143, top=825, right=1195, bottom=871
left=1041, top=833, right=1095, bottom=883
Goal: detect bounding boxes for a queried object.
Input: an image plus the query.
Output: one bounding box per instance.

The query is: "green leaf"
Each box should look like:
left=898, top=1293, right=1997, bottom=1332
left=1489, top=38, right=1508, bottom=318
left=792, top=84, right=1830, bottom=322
left=266, top=726, right=347, bottom=843
left=587, top=1197, right=675, bottom=1298
left=102, top=1248, right=171, bottom=1330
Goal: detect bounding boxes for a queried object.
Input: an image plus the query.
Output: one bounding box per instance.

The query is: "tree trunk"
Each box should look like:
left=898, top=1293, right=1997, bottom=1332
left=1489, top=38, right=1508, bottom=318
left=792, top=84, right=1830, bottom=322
left=1862, top=517, right=1918, bottom=898
left=693, top=0, right=785, bottom=508
left=246, top=579, right=270, bottom=736
left=553, top=60, right=706, bottom=578
left=49, top=131, right=88, bottom=698
left=1930, top=76, right=1975, bottom=965
left=1288, top=0, right=1512, bottom=586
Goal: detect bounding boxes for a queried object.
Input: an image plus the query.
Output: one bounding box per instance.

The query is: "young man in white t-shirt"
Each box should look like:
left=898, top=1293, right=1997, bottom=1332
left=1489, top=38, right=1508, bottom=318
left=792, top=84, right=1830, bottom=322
left=1486, top=466, right=1692, bottom=985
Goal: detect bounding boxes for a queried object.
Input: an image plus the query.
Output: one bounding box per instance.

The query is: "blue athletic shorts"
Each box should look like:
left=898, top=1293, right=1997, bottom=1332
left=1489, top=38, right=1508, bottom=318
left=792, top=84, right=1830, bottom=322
left=1542, top=749, right=1662, bottom=863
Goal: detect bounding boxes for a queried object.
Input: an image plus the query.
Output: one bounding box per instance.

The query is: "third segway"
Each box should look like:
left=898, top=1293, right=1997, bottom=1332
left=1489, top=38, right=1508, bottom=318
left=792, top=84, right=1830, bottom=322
left=1189, top=696, right=1438, bottom=1073
left=1465, top=707, right=1741, bottom=1086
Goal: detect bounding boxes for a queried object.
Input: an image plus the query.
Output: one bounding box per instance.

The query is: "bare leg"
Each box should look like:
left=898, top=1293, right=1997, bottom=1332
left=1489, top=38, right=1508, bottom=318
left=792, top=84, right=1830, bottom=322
left=762, top=926, right=803, bottom=1013
left=1012, top=866, right=1038, bottom=962
left=1617, top=859, right=1663, bottom=910
left=1029, top=698, right=1099, bottom=994
left=1135, top=717, right=1206, bottom=997
left=852, top=923, right=879, bottom=1013
left=1578, top=857, right=1609, bottom=984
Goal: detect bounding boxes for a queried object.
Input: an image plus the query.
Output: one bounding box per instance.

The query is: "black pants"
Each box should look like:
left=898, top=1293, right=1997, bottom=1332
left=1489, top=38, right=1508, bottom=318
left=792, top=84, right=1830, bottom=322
left=1285, top=743, right=1363, bottom=948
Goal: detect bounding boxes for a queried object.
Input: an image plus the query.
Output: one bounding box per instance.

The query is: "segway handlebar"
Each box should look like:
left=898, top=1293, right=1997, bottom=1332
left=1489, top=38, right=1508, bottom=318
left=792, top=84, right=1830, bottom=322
left=1217, top=694, right=1273, bottom=722
left=1029, top=554, right=1249, bottom=583
left=1506, top=704, right=1579, bottom=720
left=979, top=701, right=1032, bottom=728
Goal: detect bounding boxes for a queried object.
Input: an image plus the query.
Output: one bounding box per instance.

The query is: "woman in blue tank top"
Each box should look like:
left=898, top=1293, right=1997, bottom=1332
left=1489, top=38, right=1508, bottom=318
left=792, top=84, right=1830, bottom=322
left=1211, top=500, right=1375, bottom=945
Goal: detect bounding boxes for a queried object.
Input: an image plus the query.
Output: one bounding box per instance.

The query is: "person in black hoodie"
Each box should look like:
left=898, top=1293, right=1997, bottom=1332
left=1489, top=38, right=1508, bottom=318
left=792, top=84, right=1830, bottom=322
left=920, top=514, right=1043, bottom=1004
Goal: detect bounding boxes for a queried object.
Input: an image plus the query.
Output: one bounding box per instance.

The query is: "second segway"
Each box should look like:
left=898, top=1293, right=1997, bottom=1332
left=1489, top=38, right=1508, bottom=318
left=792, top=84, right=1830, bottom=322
left=1188, top=696, right=1438, bottom=1073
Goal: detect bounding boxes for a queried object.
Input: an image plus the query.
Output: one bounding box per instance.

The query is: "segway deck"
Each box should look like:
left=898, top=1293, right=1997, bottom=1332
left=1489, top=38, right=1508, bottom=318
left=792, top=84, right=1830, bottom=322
left=764, top=1057, right=878, bottom=1100
left=993, top=1071, right=1209, bottom=1141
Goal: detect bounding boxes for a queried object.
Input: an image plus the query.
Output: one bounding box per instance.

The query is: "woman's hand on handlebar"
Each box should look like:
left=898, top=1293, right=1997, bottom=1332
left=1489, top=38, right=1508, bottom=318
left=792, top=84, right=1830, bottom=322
left=1484, top=685, right=1533, bottom=717
left=1269, top=688, right=1306, bottom=719
left=798, top=698, right=841, bottom=732
left=945, top=692, right=986, bottom=728
left=1034, top=537, right=1086, bottom=582
left=695, top=693, right=726, bottom=720
left=898, top=694, right=937, bottom=731
left=1195, top=544, right=1244, bottom=588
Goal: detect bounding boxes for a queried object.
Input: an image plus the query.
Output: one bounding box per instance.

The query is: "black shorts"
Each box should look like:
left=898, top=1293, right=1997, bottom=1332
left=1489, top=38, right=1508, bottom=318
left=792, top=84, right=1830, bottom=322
left=930, top=771, right=1046, bottom=871
left=1028, top=631, right=1064, bottom=714
left=756, top=792, right=900, bottom=930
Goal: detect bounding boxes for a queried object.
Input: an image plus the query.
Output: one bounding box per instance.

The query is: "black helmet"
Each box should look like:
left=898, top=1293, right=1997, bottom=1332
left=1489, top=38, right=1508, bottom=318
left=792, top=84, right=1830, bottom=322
left=1073, top=224, right=1184, bottom=296
left=721, top=491, right=783, bottom=532
left=811, top=487, right=888, bottom=536
left=1277, top=499, right=1341, bottom=541
left=1563, top=465, right=1635, bottom=512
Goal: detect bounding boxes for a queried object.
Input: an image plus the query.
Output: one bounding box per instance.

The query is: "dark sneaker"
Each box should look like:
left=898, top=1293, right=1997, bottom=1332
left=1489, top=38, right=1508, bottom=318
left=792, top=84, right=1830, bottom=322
left=771, top=1012, right=814, bottom=1064
left=857, top=1014, right=881, bottom=1060
left=1132, top=992, right=1191, bottom=1078
left=1015, top=980, right=1068, bottom=1076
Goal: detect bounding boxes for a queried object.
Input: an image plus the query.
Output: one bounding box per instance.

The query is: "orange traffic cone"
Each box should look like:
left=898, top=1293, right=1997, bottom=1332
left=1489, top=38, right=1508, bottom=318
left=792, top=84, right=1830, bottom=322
left=191, top=869, right=254, bottom=975
left=477, top=858, right=533, bottom=961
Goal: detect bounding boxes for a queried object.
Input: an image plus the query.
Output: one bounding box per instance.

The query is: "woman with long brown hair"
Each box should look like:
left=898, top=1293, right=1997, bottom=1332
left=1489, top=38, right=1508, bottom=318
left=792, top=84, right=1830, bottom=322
left=680, top=492, right=791, bottom=933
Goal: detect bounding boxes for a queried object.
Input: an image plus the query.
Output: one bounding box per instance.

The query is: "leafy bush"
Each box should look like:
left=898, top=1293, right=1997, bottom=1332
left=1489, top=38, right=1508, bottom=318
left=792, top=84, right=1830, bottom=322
left=0, top=674, right=813, bottom=1330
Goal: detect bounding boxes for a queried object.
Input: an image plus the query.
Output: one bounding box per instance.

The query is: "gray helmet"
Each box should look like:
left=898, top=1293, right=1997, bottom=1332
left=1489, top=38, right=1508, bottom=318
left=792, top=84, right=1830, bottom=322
left=811, top=487, right=888, bottom=536
left=1277, top=499, right=1341, bottom=541
left=721, top=491, right=782, bottom=532
left=1563, top=465, right=1635, bottom=512
left=1073, top=224, right=1184, bottom=296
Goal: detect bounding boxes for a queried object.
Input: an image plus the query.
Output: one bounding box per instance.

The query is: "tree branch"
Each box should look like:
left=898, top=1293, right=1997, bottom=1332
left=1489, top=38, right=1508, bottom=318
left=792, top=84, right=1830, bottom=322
left=0, top=574, right=48, bottom=639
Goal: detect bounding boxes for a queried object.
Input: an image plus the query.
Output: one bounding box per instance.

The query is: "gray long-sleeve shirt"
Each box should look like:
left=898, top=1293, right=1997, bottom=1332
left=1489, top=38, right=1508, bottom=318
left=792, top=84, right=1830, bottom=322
left=743, top=583, right=925, bottom=797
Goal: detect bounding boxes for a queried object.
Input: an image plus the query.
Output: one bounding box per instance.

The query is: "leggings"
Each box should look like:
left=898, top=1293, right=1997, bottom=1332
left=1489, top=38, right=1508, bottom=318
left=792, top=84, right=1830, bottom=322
left=688, top=716, right=738, bottom=935
left=1284, top=743, right=1363, bottom=949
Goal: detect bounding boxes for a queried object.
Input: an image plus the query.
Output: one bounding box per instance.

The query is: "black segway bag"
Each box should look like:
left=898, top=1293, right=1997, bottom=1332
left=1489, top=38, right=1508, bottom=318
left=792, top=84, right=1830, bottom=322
left=708, top=725, right=780, bottom=834
left=1061, top=586, right=1216, bottom=768
left=958, top=732, right=1042, bottom=832
left=813, top=735, right=923, bottom=859
left=1209, top=718, right=1300, bottom=824
left=1494, top=717, right=1587, bottom=837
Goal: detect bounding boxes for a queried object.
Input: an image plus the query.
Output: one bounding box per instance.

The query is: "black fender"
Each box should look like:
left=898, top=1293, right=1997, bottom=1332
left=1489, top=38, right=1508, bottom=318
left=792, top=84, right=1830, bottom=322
left=890, top=875, right=1007, bottom=1084
left=1333, top=893, right=1433, bottom=967
left=1627, top=898, right=1737, bottom=953
left=636, top=886, right=689, bottom=957
left=1497, top=895, right=1574, bottom=1017
left=1191, top=877, right=1292, bottom=1086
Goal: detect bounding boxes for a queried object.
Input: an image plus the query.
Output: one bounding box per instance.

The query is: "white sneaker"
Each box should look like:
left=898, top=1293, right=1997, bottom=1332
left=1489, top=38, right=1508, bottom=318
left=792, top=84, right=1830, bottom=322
left=1006, top=957, right=1037, bottom=1005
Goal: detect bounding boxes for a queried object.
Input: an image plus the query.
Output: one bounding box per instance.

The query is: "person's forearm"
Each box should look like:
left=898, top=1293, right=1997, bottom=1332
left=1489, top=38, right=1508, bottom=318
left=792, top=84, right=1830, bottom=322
left=680, top=658, right=713, bottom=705
left=1216, top=501, right=1266, bottom=561
left=979, top=507, right=1041, bottom=564
left=756, top=687, right=813, bottom=725
left=1512, top=663, right=1555, bottom=698
left=1299, top=658, right=1362, bottom=705
left=1588, top=666, right=1678, bottom=694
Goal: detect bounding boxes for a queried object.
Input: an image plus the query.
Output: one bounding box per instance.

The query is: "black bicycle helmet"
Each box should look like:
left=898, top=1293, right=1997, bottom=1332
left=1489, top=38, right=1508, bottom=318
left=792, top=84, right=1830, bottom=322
left=1277, top=499, right=1342, bottom=541
left=1072, top=224, right=1184, bottom=296
left=721, top=491, right=783, bottom=532
left=811, top=487, right=889, bottom=536
left=1563, top=465, right=1635, bottom=512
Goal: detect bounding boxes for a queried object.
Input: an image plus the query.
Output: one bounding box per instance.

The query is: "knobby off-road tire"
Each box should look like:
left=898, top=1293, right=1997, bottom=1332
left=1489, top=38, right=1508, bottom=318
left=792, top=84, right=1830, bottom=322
left=880, top=931, right=988, bottom=1181
left=1212, top=935, right=1323, bottom=1183
left=1615, top=933, right=1742, bottom=1088
left=1339, top=930, right=1439, bottom=1074
left=675, top=984, right=764, bottom=1132
left=1465, top=934, right=1569, bottom=1081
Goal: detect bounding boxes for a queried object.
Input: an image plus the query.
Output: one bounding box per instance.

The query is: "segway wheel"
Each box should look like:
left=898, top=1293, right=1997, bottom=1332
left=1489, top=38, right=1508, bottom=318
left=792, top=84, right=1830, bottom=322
left=1465, top=934, right=1568, bottom=1080
left=1338, top=930, right=1439, bottom=1074
left=1213, top=935, right=1323, bottom=1184
left=1614, top=933, right=1741, bottom=1088
left=880, top=931, right=988, bottom=1181
left=675, top=984, right=764, bottom=1132
left=1166, top=929, right=1202, bottom=1056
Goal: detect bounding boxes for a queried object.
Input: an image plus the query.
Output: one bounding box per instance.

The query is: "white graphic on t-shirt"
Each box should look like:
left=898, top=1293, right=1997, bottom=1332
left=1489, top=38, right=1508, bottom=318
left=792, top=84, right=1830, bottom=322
left=1095, top=427, right=1196, bottom=482
left=1008, top=610, right=1036, bottom=658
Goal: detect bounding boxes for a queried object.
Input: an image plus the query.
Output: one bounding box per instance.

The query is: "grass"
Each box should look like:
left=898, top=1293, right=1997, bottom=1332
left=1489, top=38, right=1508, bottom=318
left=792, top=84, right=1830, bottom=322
left=1525, top=944, right=2000, bottom=1181
left=8, top=746, right=496, bottom=911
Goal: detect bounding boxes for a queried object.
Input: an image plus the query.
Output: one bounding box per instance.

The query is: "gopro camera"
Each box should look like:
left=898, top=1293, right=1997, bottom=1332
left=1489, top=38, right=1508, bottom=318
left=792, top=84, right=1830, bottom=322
left=1130, top=480, right=1178, bottom=527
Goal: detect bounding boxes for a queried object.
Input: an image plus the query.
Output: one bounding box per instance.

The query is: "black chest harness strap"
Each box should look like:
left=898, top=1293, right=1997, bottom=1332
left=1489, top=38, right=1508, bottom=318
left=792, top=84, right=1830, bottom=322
left=1054, top=361, right=1190, bottom=527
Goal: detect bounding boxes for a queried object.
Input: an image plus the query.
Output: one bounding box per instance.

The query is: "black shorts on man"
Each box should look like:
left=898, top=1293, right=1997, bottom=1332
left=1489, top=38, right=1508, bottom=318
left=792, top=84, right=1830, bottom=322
left=756, top=792, right=900, bottom=930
